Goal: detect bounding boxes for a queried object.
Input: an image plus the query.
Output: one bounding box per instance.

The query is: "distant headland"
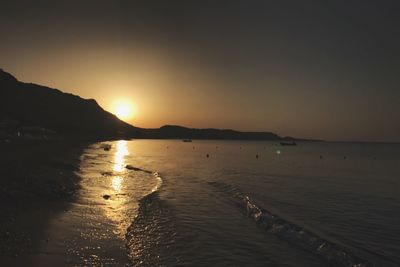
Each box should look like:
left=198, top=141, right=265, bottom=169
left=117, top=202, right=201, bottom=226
left=0, top=68, right=315, bottom=142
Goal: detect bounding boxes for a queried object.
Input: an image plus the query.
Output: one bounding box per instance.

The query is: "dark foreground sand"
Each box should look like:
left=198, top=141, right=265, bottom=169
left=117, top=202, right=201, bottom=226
left=0, top=140, right=88, bottom=265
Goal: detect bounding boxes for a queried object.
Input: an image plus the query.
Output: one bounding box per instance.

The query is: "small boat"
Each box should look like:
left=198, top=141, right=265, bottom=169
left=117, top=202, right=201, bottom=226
left=280, top=141, right=296, bottom=146
left=182, top=139, right=192, bottom=142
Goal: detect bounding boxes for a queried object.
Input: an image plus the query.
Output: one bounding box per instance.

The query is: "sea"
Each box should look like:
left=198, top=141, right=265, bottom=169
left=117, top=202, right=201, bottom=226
left=38, top=140, right=400, bottom=266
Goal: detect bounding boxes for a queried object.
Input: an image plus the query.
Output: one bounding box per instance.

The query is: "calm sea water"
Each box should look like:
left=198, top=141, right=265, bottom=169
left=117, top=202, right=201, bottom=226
left=39, top=140, right=400, bottom=266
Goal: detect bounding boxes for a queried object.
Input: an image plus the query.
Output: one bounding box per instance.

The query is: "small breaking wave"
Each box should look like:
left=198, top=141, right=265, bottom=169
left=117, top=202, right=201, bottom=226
left=150, top=172, right=163, bottom=193
left=125, top=172, right=180, bottom=266
left=209, top=181, right=374, bottom=267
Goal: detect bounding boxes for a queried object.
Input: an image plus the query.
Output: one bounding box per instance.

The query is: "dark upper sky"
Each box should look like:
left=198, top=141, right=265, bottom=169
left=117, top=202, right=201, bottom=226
left=1, top=0, right=399, bottom=141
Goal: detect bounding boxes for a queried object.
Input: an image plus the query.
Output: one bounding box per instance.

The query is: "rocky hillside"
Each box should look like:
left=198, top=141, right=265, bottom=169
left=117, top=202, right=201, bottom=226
left=0, top=69, right=140, bottom=140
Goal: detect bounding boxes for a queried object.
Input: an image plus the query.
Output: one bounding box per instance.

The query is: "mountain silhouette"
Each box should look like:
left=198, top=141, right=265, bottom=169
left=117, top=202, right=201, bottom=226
left=140, top=125, right=280, bottom=140
left=0, top=69, right=288, bottom=141
left=0, top=69, right=140, bottom=139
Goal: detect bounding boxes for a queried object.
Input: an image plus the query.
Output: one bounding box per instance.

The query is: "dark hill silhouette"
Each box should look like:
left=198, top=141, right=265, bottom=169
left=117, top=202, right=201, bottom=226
left=140, top=125, right=280, bottom=140
left=0, top=69, right=140, bottom=139
left=0, top=68, right=293, bottom=141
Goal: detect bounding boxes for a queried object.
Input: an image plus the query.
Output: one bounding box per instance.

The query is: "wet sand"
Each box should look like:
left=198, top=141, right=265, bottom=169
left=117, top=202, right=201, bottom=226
left=0, top=140, right=87, bottom=266
left=0, top=140, right=158, bottom=266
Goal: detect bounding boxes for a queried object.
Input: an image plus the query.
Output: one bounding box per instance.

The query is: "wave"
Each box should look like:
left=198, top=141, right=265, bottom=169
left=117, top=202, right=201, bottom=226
left=208, top=181, right=374, bottom=267
left=125, top=172, right=180, bottom=266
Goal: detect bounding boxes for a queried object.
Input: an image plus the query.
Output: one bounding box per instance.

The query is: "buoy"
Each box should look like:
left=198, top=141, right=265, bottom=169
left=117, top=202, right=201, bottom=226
left=206, top=154, right=209, bottom=158
left=320, top=155, right=323, bottom=159
left=256, top=154, right=259, bottom=159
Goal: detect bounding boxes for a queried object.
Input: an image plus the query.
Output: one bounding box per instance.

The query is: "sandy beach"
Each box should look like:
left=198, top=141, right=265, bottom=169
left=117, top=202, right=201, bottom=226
left=0, top=140, right=87, bottom=265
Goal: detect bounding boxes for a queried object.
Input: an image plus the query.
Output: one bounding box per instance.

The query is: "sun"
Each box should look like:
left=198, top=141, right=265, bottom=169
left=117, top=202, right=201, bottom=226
left=115, top=104, right=131, bottom=119
left=112, top=100, right=135, bottom=120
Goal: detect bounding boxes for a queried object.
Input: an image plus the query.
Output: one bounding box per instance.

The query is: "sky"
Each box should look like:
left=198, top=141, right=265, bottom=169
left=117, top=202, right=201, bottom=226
left=1, top=0, right=399, bottom=142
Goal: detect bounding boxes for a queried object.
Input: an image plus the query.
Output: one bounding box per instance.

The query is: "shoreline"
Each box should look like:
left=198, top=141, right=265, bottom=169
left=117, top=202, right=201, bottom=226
left=0, top=139, right=89, bottom=265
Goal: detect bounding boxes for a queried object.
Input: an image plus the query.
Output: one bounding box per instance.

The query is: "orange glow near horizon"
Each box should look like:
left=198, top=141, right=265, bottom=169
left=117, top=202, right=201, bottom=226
left=111, top=99, right=136, bottom=121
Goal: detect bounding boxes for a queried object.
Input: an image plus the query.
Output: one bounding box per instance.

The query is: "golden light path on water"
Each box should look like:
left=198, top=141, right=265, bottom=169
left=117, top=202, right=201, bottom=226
left=113, top=140, right=129, bottom=172
left=111, top=140, right=129, bottom=192
left=103, top=140, right=130, bottom=236
left=100, top=140, right=161, bottom=240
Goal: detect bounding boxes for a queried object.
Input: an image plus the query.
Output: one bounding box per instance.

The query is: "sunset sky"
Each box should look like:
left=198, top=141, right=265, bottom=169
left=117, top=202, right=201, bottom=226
left=1, top=1, right=399, bottom=142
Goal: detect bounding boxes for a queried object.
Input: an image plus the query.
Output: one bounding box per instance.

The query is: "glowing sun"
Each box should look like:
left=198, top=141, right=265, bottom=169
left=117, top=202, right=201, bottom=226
left=112, top=100, right=135, bottom=120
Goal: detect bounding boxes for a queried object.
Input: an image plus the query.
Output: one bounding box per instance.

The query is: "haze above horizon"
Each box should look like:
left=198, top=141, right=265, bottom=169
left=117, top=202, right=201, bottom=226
left=1, top=1, right=399, bottom=142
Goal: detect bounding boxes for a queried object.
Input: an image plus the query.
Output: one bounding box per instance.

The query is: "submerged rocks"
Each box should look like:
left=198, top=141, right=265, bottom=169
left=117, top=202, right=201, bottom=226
left=125, top=165, right=141, bottom=171
left=125, top=165, right=152, bottom=173
left=103, top=194, right=111, bottom=200
left=100, top=144, right=112, bottom=151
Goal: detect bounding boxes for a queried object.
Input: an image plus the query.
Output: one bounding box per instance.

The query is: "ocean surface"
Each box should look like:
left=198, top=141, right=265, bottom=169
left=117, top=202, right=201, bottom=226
left=39, top=140, right=400, bottom=266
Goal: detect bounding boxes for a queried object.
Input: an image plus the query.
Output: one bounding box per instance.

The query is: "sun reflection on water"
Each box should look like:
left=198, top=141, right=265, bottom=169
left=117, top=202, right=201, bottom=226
left=113, top=140, right=129, bottom=172
left=103, top=140, right=131, bottom=236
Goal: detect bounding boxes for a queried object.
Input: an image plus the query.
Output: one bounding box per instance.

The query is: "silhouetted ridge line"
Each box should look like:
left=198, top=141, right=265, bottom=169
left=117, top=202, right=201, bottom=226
left=0, top=68, right=18, bottom=83
left=0, top=69, right=140, bottom=140
left=0, top=68, right=308, bottom=141
left=139, top=125, right=282, bottom=140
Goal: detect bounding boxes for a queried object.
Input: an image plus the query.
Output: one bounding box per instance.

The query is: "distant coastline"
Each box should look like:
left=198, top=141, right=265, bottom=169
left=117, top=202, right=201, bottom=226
left=1, top=68, right=319, bottom=142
